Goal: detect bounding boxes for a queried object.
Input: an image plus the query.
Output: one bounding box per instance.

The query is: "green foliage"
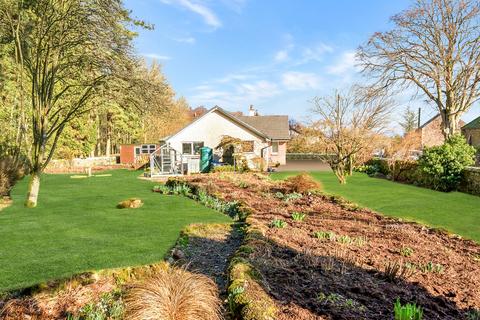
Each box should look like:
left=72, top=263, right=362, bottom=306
left=418, top=134, right=475, bottom=191
left=152, top=184, right=172, bottom=194
left=66, top=290, right=124, bottom=320
left=283, top=192, right=303, bottom=202
left=195, top=189, right=242, bottom=220
left=393, top=299, right=423, bottom=320
left=399, top=247, right=414, bottom=257
left=270, top=219, right=288, bottom=228
left=466, top=309, right=480, bottom=320
left=313, top=231, right=336, bottom=241
left=291, top=212, right=306, bottom=221
left=361, top=158, right=390, bottom=176
left=418, top=261, right=444, bottom=273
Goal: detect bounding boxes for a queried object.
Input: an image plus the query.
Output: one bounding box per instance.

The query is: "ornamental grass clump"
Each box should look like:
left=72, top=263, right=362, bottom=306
left=284, top=172, right=322, bottom=193
left=124, top=264, right=222, bottom=320
left=117, top=198, right=143, bottom=209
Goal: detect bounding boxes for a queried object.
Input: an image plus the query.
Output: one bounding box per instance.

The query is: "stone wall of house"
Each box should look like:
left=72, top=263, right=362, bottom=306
left=420, top=116, right=445, bottom=148
left=459, top=167, right=480, bottom=196
left=462, top=128, right=480, bottom=148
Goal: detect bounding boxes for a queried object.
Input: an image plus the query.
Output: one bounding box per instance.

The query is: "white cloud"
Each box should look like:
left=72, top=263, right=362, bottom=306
left=326, top=51, right=357, bottom=75
left=236, top=80, right=280, bottom=99
left=274, top=50, right=289, bottom=62
left=216, top=73, right=251, bottom=83
left=162, top=0, right=222, bottom=28
left=189, top=80, right=280, bottom=108
left=174, top=37, right=196, bottom=44
left=142, top=53, right=172, bottom=60
left=282, top=71, right=321, bottom=90
left=299, top=43, right=334, bottom=64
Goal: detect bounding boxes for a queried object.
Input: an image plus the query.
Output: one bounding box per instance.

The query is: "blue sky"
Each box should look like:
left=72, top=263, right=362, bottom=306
left=125, top=0, right=479, bottom=129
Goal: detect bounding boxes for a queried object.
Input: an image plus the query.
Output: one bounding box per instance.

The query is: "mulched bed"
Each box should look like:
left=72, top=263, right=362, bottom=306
left=182, top=173, right=480, bottom=320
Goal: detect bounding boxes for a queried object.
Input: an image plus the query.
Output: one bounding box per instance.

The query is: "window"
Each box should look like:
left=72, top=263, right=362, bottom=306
left=271, top=142, right=279, bottom=154
left=182, top=142, right=204, bottom=155
left=135, top=147, right=141, bottom=155
left=139, top=144, right=156, bottom=154
left=243, top=141, right=254, bottom=153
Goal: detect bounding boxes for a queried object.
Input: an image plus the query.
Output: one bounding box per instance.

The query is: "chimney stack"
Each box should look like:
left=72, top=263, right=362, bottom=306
left=248, top=105, right=256, bottom=116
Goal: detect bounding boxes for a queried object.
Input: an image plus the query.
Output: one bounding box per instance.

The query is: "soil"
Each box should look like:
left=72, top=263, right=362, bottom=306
left=183, top=173, right=480, bottom=320
left=169, top=223, right=244, bottom=317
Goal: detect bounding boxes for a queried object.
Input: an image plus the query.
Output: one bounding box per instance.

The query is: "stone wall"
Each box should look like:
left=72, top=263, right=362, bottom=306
left=44, top=156, right=126, bottom=173
left=459, top=167, right=480, bottom=196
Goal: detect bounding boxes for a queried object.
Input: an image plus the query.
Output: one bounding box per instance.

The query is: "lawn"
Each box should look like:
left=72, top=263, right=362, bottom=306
left=272, top=171, right=480, bottom=243
left=0, top=170, right=231, bottom=292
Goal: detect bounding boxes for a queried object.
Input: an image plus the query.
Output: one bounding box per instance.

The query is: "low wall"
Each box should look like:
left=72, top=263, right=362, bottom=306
left=459, top=167, right=480, bottom=196
left=45, top=156, right=127, bottom=174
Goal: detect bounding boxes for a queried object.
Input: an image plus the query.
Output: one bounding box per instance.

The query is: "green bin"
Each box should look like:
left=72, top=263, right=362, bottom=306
left=200, top=147, right=213, bottom=173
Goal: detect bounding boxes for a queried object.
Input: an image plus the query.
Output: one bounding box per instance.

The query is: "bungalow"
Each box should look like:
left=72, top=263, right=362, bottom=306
left=149, top=106, right=290, bottom=175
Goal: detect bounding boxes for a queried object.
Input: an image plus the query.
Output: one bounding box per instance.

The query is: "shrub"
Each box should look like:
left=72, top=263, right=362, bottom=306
left=393, top=298, right=423, bottom=320
left=124, top=264, right=222, bottom=320
left=270, top=219, right=287, bottom=228
left=284, top=172, right=322, bottom=193
left=363, top=158, right=390, bottom=176
left=291, top=212, right=306, bottom=221
left=418, top=134, right=475, bottom=191
left=212, top=165, right=235, bottom=173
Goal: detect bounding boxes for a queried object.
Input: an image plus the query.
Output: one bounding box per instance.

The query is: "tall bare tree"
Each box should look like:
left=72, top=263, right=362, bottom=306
left=358, top=0, right=480, bottom=138
left=311, top=87, right=391, bottom=184
left=0, top=0, right=141, bottom=207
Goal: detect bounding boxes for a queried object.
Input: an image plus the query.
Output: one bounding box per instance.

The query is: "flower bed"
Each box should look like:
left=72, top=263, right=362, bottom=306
left=178, top=172, right=480, bottom=320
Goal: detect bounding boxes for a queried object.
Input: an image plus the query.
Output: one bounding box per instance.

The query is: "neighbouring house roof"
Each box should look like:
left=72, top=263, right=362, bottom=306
left=235, top=114, right=290, bottom=140
left=462, top=115, right=480, bottom=130
left=163, top=106, right=290, bottom=142
left=418, top=114, right=440, bottom=129
left=419, top=113, right=465, bottom=129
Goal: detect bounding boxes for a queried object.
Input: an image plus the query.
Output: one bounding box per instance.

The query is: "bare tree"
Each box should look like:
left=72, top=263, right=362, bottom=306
left=311, top=88, right=391, bottom=184
left=358, top=0, right=480, bottom=138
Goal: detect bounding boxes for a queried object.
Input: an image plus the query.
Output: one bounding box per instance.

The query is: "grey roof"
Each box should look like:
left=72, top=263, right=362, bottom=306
left=462, top=115, right=480, bottom=130
left=235, top=114, right=290, bottom=140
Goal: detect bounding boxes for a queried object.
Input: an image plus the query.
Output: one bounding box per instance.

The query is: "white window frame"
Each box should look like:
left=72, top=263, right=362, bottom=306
left=271, top=141, right=279, bottom=154
left=182, top=141, right=204, bottom=155
left=139, top=144, right=156, bottom=154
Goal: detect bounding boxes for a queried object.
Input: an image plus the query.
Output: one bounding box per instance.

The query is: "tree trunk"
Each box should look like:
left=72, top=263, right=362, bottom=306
left=106, top=137, right=111, bottom=157
left=440, top=110, right=460, bottom=139
left=25, top=172, right=40, bottom=208
left=332, top=164, right=347, bottom=184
